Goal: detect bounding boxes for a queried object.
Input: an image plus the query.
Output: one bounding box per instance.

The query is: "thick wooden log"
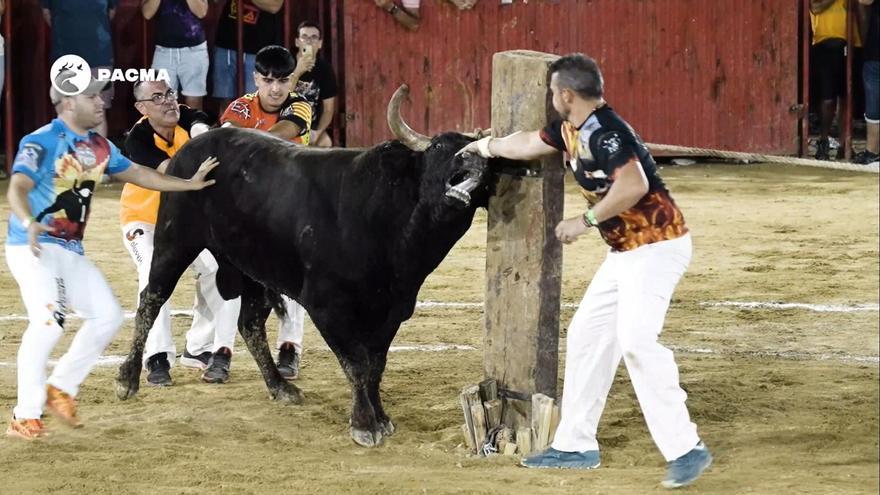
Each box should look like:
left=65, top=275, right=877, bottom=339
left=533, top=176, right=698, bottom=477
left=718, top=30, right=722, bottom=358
left=462, top=423, right=475, bottom=452
left=531, top=393, right=555, bottom=450
left=516, top=426, right=533, bottom=455
left=479, top=378, right=498, bottom=402
left=484, top=50, right=563, bottom=430
left=471, top=403, right=488, bottom=450
left=484, top=399, right=503, bottom=429
left=459, top=384, right=481, bottom=452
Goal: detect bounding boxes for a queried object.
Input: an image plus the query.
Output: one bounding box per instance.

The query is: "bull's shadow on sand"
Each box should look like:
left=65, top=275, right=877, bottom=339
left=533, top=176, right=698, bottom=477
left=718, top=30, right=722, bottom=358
left=116, top=85, right=519, bottom=447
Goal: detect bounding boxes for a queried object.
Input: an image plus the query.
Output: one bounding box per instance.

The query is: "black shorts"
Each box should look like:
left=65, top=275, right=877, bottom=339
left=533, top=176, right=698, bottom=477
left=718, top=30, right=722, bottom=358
left=812, top=38, right=847, bottom=100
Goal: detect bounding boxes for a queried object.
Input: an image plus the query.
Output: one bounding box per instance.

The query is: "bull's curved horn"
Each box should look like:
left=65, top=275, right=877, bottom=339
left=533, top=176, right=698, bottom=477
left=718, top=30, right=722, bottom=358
left=387, top=84, right=431, bottom=152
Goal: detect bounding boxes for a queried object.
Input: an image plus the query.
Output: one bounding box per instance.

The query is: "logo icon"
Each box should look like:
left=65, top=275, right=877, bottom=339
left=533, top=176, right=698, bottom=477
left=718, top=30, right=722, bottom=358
left=50, top=55, right=92, bottom=97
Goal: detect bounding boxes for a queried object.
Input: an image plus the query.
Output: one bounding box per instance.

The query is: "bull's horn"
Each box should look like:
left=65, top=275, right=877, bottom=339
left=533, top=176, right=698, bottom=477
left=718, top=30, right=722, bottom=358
left=387, top=84, right=431, bottom=152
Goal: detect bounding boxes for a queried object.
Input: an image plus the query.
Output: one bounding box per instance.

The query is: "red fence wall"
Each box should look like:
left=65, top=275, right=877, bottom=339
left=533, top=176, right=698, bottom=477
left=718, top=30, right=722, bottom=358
left=341, top=0, right=801, bottom=154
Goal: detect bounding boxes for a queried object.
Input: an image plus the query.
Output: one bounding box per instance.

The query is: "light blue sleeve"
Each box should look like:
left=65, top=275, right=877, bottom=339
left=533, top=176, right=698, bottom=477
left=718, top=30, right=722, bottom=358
left=11, top=136, right=49, bottom=184
left=106, top=139, right=132, bottom=175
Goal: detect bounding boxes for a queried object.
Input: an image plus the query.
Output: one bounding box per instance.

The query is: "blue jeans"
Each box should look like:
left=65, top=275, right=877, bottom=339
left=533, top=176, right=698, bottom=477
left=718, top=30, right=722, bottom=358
left=212, top=47, right=256, bottom=99
left=864, top=60, right=879, bottom=123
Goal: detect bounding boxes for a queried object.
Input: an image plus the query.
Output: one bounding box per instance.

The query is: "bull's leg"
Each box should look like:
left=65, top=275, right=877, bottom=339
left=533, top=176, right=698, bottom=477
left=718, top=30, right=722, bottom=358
left=324, top=337, right=387, bottom=447
left=117, top=245, right=199, bottom=400
left=238, top=278, right=303, bottom=404
left=365, top=350, right=395, bottom=437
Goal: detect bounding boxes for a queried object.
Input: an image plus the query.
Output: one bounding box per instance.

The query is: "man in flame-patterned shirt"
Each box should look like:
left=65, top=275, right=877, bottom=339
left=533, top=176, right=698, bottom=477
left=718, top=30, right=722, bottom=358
left=459, top=53, right=710, bottom=489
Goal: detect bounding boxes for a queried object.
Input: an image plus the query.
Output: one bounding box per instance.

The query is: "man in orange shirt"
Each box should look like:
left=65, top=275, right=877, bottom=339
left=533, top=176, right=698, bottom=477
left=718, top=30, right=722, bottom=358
left=217, top=45, right=311, bottom=382
left=122, top=79, right=240, bottom=386
left=221, top=45, right=312, bottom=145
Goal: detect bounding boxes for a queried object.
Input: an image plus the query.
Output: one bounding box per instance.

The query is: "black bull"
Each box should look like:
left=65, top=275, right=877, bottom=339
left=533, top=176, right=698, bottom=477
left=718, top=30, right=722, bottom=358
left=116, top=88, right=509, bottom=447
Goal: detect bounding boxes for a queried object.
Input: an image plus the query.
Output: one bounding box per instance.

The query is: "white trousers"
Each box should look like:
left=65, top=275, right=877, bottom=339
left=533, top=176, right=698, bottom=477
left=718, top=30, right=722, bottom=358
left=5, top=243, right=124, bottom=420
left=182, top=252, right=305, bottom=354
left=550, top=233, right=700, bottom=462
left=122, top=222, right=304, bottom=360
left=122, top=222, right=240, bottom=364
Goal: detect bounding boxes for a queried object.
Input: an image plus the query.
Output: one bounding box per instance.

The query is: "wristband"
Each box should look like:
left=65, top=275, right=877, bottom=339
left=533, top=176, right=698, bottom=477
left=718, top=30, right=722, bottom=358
left=476, top=136, right=494, bottom=158
left=580, top=213, right=591, bottom=229
left=585, top=209, right=599, bottom=227
left=22, top=216, right=35, bottom=229
left=387, top=3, right=400, bottom=14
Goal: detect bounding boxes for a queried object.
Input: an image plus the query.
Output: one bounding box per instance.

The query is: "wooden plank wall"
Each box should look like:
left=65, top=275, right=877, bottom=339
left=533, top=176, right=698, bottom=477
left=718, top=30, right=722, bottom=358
left=341, top=0, right=800, bottom=154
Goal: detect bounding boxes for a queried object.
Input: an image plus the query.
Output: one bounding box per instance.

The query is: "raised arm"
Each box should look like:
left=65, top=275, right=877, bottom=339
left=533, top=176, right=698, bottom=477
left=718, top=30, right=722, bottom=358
left=810, top=0, right=837, bottom=14
left=141, top=0, right=161, bottom=20
left=459, top=130, right=558, bottom=161
left=374, top=0, right=420, bottom=31
left=112, top=156, right=218, bottom=191
left=252, top=0, right=284, bottom=14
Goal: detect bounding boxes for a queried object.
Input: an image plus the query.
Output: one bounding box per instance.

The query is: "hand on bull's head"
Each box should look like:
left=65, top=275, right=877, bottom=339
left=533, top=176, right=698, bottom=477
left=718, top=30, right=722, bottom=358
left=186, top=156, right=219, bottom=190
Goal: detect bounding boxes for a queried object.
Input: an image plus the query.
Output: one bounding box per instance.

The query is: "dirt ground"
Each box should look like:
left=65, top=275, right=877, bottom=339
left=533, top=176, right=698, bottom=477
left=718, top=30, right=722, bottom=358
left=0, top=163, right=876, bottom=494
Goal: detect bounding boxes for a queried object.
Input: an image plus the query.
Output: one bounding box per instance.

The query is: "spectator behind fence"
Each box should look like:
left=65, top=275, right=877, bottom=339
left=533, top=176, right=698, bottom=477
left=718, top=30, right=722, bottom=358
left=856, top=0, right=879, bottom=165
left=291, top=21, right=338, bottom=147
left=212, top=0, right=283, bottom=115
left=0, top=0, right=4, bottom=180
left=810, top=0, right=862, bottom=160
left=42, top=0, right=117, bottom=137
left=142, top=0, right=210, bottom=110
left=1, top=0, right=5, bottom=97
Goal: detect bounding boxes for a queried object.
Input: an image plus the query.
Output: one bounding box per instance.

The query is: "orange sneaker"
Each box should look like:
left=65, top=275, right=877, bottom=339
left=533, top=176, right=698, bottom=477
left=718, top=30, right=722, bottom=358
left=6, top=417, right=48, bottom=440
left=45, top=385, right=83, bottom=428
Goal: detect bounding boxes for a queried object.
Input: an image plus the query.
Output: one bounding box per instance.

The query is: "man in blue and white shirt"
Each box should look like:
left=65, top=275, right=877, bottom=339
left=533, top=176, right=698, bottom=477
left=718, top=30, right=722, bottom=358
left=4, top=74, right=217, bottom=440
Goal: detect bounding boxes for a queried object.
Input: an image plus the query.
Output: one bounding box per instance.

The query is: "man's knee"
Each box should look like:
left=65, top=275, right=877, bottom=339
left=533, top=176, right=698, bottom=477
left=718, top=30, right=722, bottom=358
left=98, top=301, right=125, bottom=331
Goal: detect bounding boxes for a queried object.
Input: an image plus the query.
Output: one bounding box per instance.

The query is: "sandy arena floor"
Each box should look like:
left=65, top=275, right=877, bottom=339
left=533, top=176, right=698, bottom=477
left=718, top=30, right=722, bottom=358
left=0, top=163, right=877, bottom=494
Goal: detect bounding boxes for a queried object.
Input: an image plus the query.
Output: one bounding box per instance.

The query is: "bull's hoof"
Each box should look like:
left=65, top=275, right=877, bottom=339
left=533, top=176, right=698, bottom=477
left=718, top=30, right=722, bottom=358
left=350, top=426, right=385, bottom=447
left=270, top=382, right=304, bottom=405
left=115, top=379, right=140, bottom=400
left=116, top=360, right=142, bottom=400
left=379, top=418, right=395, bottom=436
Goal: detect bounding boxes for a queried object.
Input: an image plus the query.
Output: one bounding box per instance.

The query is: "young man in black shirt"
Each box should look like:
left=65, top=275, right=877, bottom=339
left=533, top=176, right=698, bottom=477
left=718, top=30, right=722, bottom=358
left=291, top=21, right=339, bottom=147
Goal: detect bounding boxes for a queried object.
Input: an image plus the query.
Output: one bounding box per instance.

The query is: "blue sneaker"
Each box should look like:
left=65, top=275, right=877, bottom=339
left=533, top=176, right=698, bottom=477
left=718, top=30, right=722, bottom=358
left=661, top=441, right=712, bottom=488
left=520, top=447, right=600, bottom=469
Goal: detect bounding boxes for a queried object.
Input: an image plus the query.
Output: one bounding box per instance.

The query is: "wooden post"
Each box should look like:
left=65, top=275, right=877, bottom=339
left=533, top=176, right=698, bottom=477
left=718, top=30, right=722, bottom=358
left=484, top=50, right=563, bottom=430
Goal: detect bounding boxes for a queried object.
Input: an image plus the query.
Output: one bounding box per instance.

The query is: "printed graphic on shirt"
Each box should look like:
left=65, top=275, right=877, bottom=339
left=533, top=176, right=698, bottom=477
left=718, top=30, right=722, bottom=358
left=221, top=92, right=312, bottom=145
left=15, top=143, right=44, bottom=173
left=541, top=109, right=688, bottom=252
left=39, top=137, right=112, bottom=242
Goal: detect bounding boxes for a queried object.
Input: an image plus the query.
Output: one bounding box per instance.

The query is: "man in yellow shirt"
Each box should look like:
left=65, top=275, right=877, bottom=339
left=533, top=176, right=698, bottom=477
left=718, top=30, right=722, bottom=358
left=811, top=0, right=861, bottom=159
left=121, top=79, right=240, bottom=386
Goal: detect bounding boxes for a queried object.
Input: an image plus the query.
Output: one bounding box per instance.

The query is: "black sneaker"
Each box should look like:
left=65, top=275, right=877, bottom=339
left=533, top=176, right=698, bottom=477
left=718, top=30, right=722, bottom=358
left=815, top=138, right=831, bottom=160
left=201, top=347, right=232, bottom=384
left=180, top=349, right=212, bottom=370
left=853, top=150, right=879, bottom=165
left=146, top=353, right=172, bottom=387
left=276, top=342, right=301, bottom=380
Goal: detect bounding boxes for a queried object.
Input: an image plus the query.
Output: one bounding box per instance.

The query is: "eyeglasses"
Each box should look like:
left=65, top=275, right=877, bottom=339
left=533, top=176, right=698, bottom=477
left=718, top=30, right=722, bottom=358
left=136, top=89, right=177, bottom=105
left=299, top=35, right=321, bottom=42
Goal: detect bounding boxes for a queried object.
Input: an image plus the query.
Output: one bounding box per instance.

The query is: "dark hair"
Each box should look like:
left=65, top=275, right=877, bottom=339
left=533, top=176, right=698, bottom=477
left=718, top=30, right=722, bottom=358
left=549, top=53, right=604, bottom=99
left=297, top=21, right=321, bottom=38
left=255, top=45, right=296, bottom=78
left=132, top=79, right=169, bottom=101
